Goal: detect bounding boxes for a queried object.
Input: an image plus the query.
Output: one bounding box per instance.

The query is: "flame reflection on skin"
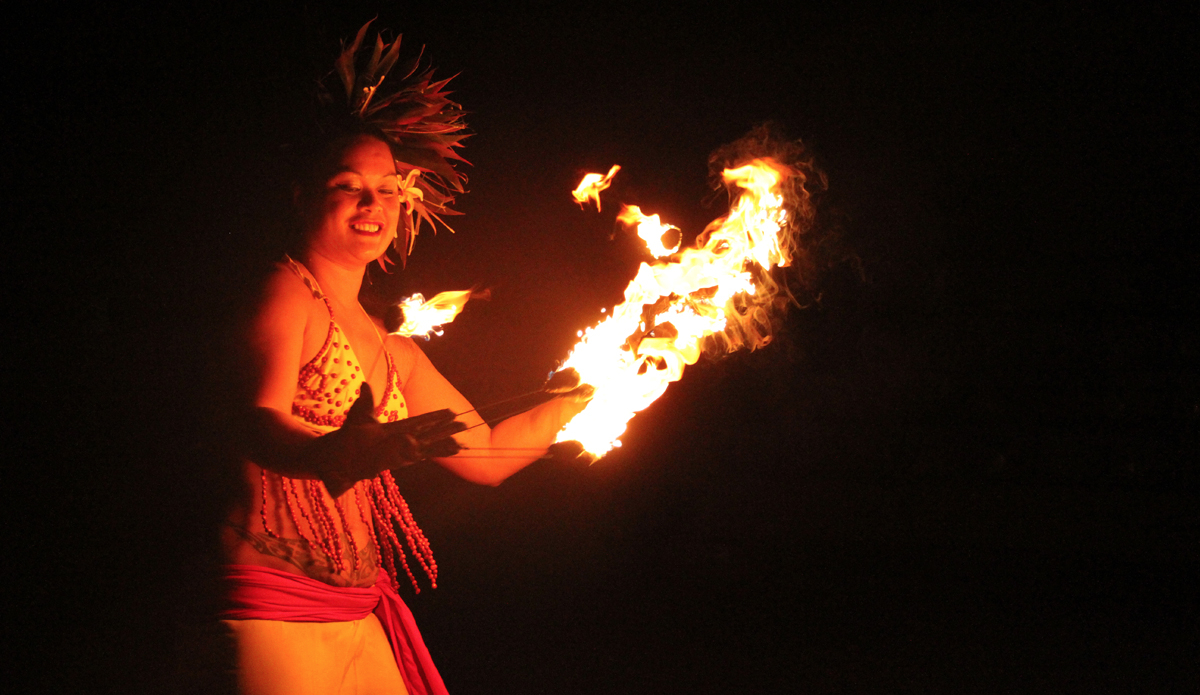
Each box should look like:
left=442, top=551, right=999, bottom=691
left=556, top=159, right=794, bottom=457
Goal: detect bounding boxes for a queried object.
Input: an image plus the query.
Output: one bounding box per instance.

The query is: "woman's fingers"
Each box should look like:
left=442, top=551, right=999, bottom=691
left=543, top=368, right=582, bottom=393
left=421, top=437, right=463, bottom=459
left=562, top=384, right=596, bottom=402
left=376, top=409, right=467, bottom=463
left=422, top=418, right=468, bottom=441
left=381, top=408, right=454, bottom=433
left=383, top=431, right=460, bottom=464
left=545, top=369, right=595, bottom=405
left=546, top=440, right=599, bottom=465
left=318, top=401, right=468, bottom=491
left=406, top=408, right=456, bottom=427
left=344, top=383, right=378, bottom=425
left=380, top=428, right=461, bottom=464
left=380, top=410, right=466, bottom=439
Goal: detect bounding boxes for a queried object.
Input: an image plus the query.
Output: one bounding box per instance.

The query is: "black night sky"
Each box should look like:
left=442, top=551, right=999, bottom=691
left=13, top=2, right=1199, bottom=693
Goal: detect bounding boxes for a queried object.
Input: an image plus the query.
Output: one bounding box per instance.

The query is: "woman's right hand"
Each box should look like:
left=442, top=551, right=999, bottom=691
left=309, top=383, right=467, bottom=497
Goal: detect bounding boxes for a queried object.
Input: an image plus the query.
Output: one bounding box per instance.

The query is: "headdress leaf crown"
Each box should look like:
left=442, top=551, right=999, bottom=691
left=319, top=20, right=470, bottom=266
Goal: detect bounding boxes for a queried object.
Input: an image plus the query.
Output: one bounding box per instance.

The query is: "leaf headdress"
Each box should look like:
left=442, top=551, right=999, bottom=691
left=318, top=20, right=469, bottom=267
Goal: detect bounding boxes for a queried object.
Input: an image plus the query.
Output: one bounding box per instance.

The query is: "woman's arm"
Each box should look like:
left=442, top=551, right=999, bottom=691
left=240, top=267, right=325, bottom=478
left=239, top=269, right=461, bottom=493
left=398, top=338, right=589, bottom=486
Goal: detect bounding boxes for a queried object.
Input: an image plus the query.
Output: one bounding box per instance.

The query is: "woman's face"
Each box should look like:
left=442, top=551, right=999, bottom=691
left=303, top=135, right=403, bottom=266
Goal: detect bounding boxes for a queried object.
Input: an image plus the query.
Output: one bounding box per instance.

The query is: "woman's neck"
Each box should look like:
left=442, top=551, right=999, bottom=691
left=298, top=249, right=366, bottom=308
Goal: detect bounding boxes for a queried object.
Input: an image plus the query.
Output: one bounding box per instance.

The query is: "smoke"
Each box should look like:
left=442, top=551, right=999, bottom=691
left=702, top=124, right=828, bottom=355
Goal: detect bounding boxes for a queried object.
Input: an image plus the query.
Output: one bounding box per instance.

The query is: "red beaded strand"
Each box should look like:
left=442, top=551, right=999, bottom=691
left=355, top=482, right=383, bottom=563
left=306, top=479, right=345, bottom=573
left=387, top=472, right=437, bottom=582
left=332, top=495, right=359, bottom=572
left=381, top=471, right=438, bottom=586
left=261, top=459, right=438, bottom=591
left=368, top=478, right=422, bottom=592
left=260, top=469, right=279, bottom=538
left=360, top=481, right=402, bottom=591
left=305, top=483, right=342, bottom=569
left=280, top=477, right=312, bottom=546
left=312, top=480, right=344, bottom=570
left=378, top=530, right=402, bottom=592
left=282, top=478, right=325, bottom=557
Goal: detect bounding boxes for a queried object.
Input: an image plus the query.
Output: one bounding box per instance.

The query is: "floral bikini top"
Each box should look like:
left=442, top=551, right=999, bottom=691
left=273, top=258, right=438, bottom=593
left=285, top=257, right=408, bottom=432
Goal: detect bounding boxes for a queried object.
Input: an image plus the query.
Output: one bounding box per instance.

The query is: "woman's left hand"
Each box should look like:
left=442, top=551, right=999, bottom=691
left=545, top=367, right=596, bottom=421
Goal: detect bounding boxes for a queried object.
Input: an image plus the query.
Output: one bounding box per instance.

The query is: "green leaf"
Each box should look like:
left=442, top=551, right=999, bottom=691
left=393, top=50, right=423, bottom=83
left=337, top=20, right=374, bottom=100
left=378, top=34, right=403, bottom=78
left=391, top=145, right=460, bottom=183
left=366, top=34, right=384, bottom=80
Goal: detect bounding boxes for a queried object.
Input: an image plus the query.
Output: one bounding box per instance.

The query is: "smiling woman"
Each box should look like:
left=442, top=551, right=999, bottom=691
left=300, top=135, right=405, bottom=268
left=218, top=24, right=593, bottom=695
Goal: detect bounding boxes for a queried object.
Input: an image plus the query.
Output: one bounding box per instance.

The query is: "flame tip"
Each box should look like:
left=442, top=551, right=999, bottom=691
left=558, top=155, right=806, bottom=457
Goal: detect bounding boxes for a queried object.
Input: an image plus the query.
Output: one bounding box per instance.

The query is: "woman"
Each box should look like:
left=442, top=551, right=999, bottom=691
left=219, top=125, right=591, bottom=693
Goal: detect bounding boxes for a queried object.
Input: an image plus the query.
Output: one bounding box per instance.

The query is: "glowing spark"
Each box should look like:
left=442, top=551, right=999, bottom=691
left=571, top=165, right=621, bottom=211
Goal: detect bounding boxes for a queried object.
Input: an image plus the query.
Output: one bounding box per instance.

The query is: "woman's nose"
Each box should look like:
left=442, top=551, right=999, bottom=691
left=358, top=189, right=380, bottom=209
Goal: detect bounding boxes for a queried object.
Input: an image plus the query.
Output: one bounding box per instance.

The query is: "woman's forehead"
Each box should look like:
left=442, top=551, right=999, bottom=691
left=334, top=136, right=397, bottom=175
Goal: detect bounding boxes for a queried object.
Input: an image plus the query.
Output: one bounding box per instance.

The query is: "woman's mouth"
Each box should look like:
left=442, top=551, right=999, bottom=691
left=350, top=222, right=382, bottom=234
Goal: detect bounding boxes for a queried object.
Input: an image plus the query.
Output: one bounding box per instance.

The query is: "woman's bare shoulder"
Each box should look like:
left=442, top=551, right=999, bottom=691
left=249, top=263, right=320, bottom=319
left=385, top=333, right=424, bottom=382
left=384, top=333, right=419, bottom=356
left=246, top=263, right=320, bottom=342
left=384, top=332, right=416, bottom=350
left=260, top=262, right=317, bottom=305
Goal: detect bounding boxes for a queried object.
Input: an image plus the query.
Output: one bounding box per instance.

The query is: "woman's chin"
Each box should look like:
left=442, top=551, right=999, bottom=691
left=349, top=240, right=392, bottom=265
left=306, top=231, right=395, bottom=267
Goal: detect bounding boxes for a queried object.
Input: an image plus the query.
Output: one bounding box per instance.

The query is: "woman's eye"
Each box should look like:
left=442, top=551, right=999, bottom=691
left=335, top=183, right=361, bottom=193
left=378, top=188, right=397, bottom=196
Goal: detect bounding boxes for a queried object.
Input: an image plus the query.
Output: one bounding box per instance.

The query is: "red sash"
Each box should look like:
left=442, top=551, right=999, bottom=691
left=222, top=565, right=448, bottom=695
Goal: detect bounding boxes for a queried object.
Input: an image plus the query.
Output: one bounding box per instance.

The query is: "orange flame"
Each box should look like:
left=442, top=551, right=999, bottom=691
left=555, top=158, right=796, bottom=457
left=390, top=289, right=477, bottom=338
left=571, top=165, right=621, bottom=211
left=617, top=205, right=682, bottom=258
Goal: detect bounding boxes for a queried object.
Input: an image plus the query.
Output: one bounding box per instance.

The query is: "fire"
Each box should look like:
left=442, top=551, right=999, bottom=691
left=556, top=158, right=797, bottom=457
left=390, top=289, right=477, bottom=338
left=616, top=205, right=682, bottom=258
left=571, top=165, right=621, bottom=211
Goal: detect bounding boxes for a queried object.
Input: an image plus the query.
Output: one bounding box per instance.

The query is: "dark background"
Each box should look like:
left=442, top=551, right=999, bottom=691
left=11, top=2, right=1198, bottom=693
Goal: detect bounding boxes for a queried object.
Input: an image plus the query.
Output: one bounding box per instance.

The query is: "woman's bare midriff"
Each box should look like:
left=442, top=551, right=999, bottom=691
left=223, top=460, right=381, bottom=588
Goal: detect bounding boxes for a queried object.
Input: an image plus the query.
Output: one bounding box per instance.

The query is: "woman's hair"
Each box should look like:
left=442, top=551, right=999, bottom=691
left=286, top=22, right=471, bottom=330
left=291, top=121, right=392, bottom=192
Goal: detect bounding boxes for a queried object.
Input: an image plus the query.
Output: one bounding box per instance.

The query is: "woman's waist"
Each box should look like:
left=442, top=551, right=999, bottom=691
left=220, top=563, right=384, bottom=621
left=223, top=511, right=381, bottom=590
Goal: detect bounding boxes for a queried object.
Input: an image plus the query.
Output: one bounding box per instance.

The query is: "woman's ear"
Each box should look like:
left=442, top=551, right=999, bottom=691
left=292, top=183, right=314, bottom=232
